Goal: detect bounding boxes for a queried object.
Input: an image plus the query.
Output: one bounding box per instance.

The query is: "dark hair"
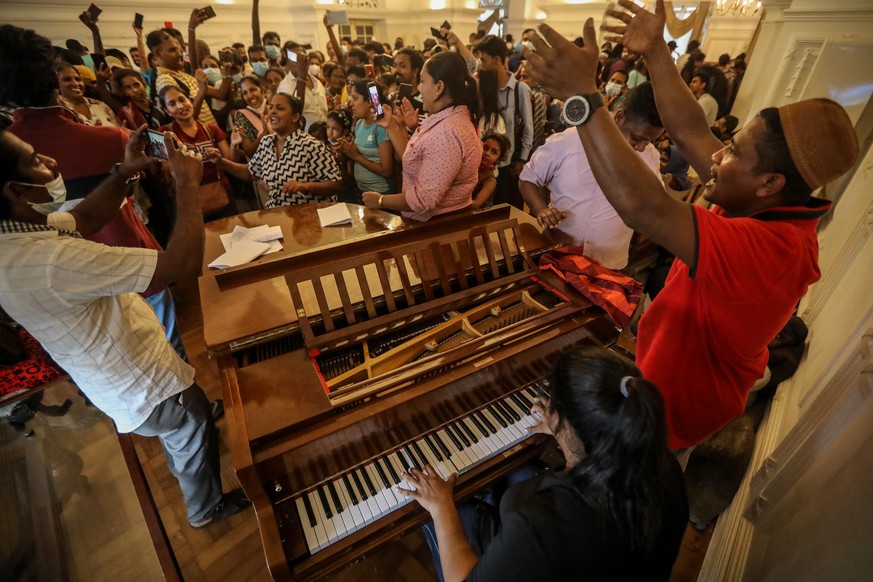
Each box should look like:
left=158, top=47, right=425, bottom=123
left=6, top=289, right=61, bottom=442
left=327, top=108, right=353, bottom=133
left=481, top=130, right=510, bottom=162
left=548, top=347, right=673, bottom=554
left=271, top=91, right=304, bottom=115
left=732, top=60, right=747, bottom=72
left=0, top=25, right=59, bottom=108
left=718, top=53, right=731, bottom=67
left=608, top=42, right=624, bottom=60
left=105, top=48, right=129, bottom=62
left=423, top=38, right=437, bottom=51
left=232, top=42, right=245, bottom=50
left=157, top=84, right=188, bottom=109
left=346, top=65, right=366, bottom=79
left=146, top=29, right=169, bottom=51
left=239, top=74, right=263, bottom=89
left=307, top=121, right=327, bottom=142
left=265, top=67, right=285, bottom=80
left=690, top=70, right=711, bottom=90
left=621, top=82, right=663, bottom=129
left=0, top=130, right=26, bottom=218
left=475, top=34, right=508, bottom=61
left=114, top=68, right=145, bottom=87
left=351, top=79, right=386, bottom=107
left=55, top=47, right=84, bottom=66
left=396, top=48, right=425, bottom=81
left=363, top=41, right=384, bottom=55
left=754, top=108, right=812, bottom=201
left=477, top=68, right=501, bottom=130
left=424, top=51, right=480, bottom=124
left=611, top=69, right=630, bottom=83
left=163, top=27, right=183, bottom=45
left=348, top=48, right=370, bottom=64
left=248, top=44, right=266, bottom=56
left=262, top=31, right=280, bottom=45
left=394, top=38, right=405, bottom=50
left=722, top=115, right=739, bottom=134
left=686, top=39, right=701, bottom=53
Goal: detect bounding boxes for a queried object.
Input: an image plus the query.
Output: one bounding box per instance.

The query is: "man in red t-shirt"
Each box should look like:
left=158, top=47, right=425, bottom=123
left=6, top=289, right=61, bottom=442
left=524, top=1, right=859, bottom=450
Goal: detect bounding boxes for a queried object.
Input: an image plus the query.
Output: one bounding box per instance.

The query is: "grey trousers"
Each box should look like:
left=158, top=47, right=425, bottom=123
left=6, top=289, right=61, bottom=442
left=132, top=384, right=222, bottom=522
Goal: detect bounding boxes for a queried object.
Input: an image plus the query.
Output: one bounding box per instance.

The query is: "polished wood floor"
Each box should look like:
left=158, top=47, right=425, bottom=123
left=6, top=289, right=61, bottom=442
left=4, top=275, right=712, bottom=581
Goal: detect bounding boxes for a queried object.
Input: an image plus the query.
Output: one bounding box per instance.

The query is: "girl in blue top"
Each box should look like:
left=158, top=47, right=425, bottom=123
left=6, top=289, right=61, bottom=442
left=334, top=80, right=396, bottom=195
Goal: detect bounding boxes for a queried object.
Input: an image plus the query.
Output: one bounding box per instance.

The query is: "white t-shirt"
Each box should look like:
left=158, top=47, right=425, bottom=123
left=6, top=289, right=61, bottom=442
left=277, top=72, right=329, bottom=131
left=698, top=93, right=719, bottom=126
left=519, top=128, right=661, bottom=270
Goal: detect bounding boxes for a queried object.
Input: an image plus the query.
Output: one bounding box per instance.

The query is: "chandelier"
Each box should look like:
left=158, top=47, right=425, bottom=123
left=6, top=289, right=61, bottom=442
left=715, top=0, right=761, bottom=16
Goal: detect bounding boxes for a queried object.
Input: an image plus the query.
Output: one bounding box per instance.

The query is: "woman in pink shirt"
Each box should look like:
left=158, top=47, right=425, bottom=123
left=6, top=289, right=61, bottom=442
left=362, top=52, right=482, bottom=221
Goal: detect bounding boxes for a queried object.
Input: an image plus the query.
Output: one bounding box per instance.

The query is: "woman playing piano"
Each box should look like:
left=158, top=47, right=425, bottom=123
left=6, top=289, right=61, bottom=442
left=397, top=347, right=688, bottom=581
left=360, top=51, right=482, bottom=221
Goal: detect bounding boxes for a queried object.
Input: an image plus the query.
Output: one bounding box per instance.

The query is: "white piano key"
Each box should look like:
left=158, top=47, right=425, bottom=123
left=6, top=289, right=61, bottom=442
left=330, top=479, right=357, bottom=535
left=336, top=477, right=365, bottom=530
left=295, top=496, right=320, bottom=553
left=308, top=490, right=332, bottom=551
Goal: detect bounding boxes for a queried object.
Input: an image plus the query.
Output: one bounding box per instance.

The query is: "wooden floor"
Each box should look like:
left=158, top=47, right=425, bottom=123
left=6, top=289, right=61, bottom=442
left=4, top=275, right=713, bottom=581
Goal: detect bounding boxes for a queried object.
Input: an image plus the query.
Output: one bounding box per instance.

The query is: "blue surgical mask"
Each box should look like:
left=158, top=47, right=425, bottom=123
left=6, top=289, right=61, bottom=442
left=16, top=173, right=68, bottom=215
left=203, top=67, right=222, bottom=84
left=252, top=62, right=269, bottom=77
left=265, top=44, right=281, bottom=60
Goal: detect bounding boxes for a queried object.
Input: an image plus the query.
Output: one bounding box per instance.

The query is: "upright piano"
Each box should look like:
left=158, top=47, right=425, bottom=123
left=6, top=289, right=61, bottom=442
left=199, top=203, right=622, bottom=580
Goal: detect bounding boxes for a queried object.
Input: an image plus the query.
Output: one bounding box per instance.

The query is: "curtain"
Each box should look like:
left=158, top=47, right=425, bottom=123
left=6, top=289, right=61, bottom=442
left=664, top=2, right=711, bottom=41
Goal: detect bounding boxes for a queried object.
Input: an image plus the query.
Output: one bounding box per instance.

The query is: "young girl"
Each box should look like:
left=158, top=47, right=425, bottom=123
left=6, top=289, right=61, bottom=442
left=325, top=109, right=358, bottom=203
left=159, top=85, right=235, bottom=219
left=334, top=80, right=395, bottom=196
left=472, top=131, right=510, bottom=209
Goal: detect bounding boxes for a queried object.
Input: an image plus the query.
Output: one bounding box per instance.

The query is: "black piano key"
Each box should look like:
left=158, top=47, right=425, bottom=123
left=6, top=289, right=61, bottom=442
left=403, top=446, right=422, bottom=470
left=412, top=441, right=429, bottom=468
left=361, top=464, right=378, bottom=496
left=444, top=423, right=465, bottom=449
left=395, top=450, right=411, bottom=472
left=434, top=431, right=453, bottom=458
left=498, top=399, right=521, bottom=422
left=383, top=454, right=401, bottom=483
left=458, top=418, right=478, bottom=443
left=424, top=434, right=443, bottom=462
left=301, top=493, right=317, bottom=527
left=317, top=486, right=333, bottom=519
left=489, top=403, right=509, bottom=427
left=327, top=480, right=344, bottom=514
left=476, top=410, right=497, bottom=434
left=452, top=423, right=472, bottom=448
left=342, top=474, right=358, bottom=505
left=374, top=458, right=392, bottom=489
left=468, top=413, right=489, bottom=438
left=350, top=468, right=368, bottom=501
left=512, top=392, right=531, bottom=411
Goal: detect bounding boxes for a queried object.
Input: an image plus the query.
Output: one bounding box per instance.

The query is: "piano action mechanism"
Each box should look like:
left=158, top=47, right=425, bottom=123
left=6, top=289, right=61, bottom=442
left=203, top=205, right=621, bottom=580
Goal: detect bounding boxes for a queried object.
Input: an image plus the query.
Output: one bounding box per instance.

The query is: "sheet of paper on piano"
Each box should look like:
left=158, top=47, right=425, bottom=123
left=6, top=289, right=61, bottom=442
left=317, top=203, right=353, bottom=227
left=208, top=239, right=272, bottom=269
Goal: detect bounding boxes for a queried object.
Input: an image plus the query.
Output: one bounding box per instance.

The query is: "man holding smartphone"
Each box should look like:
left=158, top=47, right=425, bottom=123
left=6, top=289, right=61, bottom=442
left=277, top=43, right=329, bottom=131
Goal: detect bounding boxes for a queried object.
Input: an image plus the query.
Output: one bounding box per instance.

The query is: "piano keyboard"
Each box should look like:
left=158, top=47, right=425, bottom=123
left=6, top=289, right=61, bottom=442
left=292, top=381, right=549, bottom=554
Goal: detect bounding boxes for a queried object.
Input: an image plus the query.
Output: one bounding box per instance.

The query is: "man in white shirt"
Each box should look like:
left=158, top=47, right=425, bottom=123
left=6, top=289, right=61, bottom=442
left=520, top=82, right=664, bottom=270
left=0, top=125, right=248, bottom=529
left=277, top=44, right=329, bottom=131
left=689, top=71, right=719, bottom=126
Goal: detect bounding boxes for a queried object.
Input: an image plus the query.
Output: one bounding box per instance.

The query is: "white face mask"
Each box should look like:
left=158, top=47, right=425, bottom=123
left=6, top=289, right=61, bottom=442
left=605, top=81, right=623, bottom=98
left=309, top=64, right=322, bottom=78
left=15, top=173, right=68, bottom=215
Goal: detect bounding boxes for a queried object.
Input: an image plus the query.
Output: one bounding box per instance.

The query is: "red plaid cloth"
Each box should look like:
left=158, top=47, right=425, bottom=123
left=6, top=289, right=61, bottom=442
left=0, top=327, right=65, bottom=401
left=539, top=246, right=642, bottom=327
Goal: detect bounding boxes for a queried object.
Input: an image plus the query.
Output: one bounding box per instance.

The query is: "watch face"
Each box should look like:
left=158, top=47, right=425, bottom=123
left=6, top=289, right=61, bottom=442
left=565, top=96, right=590, bottom=124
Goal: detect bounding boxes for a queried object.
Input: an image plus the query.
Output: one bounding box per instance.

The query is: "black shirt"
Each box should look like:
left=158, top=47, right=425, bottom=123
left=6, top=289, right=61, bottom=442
left=467, top=463, right=688, bottom=582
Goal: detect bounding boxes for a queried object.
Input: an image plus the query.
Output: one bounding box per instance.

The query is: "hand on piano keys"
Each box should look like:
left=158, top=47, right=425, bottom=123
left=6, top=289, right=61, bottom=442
left=294, top=383, right=549, bottom=554
left=394, top=466, right=458, bottom=516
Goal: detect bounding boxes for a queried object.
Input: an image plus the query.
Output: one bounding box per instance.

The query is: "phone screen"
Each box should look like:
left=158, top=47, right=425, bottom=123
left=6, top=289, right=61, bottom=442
left=90, top=53, right=107, bottom=71
left=286, top=49, right=298, bottom=63
left=134, top=12, right=144, bottom=28
left=367, top=82, right=383, bottom=118
left=146, top=130, right=169, bottom=160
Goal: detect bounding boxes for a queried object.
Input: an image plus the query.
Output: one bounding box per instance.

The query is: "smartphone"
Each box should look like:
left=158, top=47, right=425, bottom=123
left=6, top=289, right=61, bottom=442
left=441, top=20, right=451, bottom=30
left=398, top=82, right=413, bottom=102
left=134, top=12, right=144, bottom=29
left=200, top=5, right=216, bottom=20
left=90, top=52, right=107, bottom=71
left=87, top=3, right=102, bottom=19
left=430, top=27, right=447, bottom=41
left=325, top=10, right=349, bottom=26
left=363, top=63, right=375, bottom=79
left=286, top=49, right=298, bottom=63
left=145, top=130, right=169, bottom=160
left=219, top=50, right=234, bottom=63
left=373, top=54, right=394, bottom=68
left=366, top=81, right=383, bottom=119
left=164, top=21, right=173, bottom=28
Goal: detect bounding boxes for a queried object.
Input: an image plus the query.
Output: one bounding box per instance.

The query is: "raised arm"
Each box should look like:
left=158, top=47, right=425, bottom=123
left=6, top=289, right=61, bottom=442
left=603, top=0, right=722, bottom=178
left=79, top=10, right=104, bottom=54
left=133, top=22, right=148, bottom=74
left=323, top=13, right=346, bottom=68
left=376, top=106, right=411, bottom=158
left=252, top=0, right=261, bottom=46
left=526, top=18, right=696, bottom=267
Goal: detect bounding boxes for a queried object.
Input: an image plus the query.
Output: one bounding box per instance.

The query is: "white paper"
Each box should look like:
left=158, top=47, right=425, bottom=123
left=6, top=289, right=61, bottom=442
left=218, top=224, right=284, bottom=256
left=317, top=203, right=352, bottom=227
left=208, top=240, right=271, bottom=269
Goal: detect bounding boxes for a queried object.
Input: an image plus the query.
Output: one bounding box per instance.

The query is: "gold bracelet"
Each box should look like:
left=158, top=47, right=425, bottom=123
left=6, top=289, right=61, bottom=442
left=378, top=195, right=384, bottom=207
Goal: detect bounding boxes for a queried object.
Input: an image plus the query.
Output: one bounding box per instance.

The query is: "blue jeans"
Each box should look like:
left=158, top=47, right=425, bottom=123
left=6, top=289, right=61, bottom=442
left=145, top=288, right=189, bottom=362
left=422, top=462, right=543, bottom=582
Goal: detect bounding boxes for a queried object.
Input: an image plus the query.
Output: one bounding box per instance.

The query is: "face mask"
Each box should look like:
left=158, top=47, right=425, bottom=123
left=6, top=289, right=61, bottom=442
left=341, top=45, right=349, bottom=55
left=252, top=62, right=269, bottom=77
left=17, top=173, right=68, bottom=215
left=309, top=64, right=322, bottom=78
left=248, top=100, right=266, bottom=115
left=80, top=54, right=95, bottom=71
left=605, top=81, right=622, bottom=98
left=232, top=72, right=244, bottom=83
left=203, top=67, right=222, bottom=84
left=265, top=45, right=281, bottom=60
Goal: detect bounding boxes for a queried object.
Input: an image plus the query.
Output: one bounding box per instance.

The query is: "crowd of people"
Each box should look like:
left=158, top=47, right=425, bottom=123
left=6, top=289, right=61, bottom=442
left=0, top=0, right=862, bottom=579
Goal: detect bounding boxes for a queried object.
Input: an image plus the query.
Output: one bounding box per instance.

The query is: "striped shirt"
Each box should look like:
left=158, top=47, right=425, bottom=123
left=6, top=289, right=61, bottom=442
left=0, top=222, right=194, bottom=432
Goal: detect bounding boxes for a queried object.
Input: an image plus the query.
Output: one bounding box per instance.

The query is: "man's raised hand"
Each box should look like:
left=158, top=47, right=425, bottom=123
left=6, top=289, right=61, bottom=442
left=602, top=0, right=667, bottom=56
left=524, top=20, right=599, bottom=102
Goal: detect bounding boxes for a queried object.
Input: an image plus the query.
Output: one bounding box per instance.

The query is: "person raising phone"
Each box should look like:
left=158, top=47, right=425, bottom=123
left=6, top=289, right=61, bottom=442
left=361, top=51, right=481, bottom=221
